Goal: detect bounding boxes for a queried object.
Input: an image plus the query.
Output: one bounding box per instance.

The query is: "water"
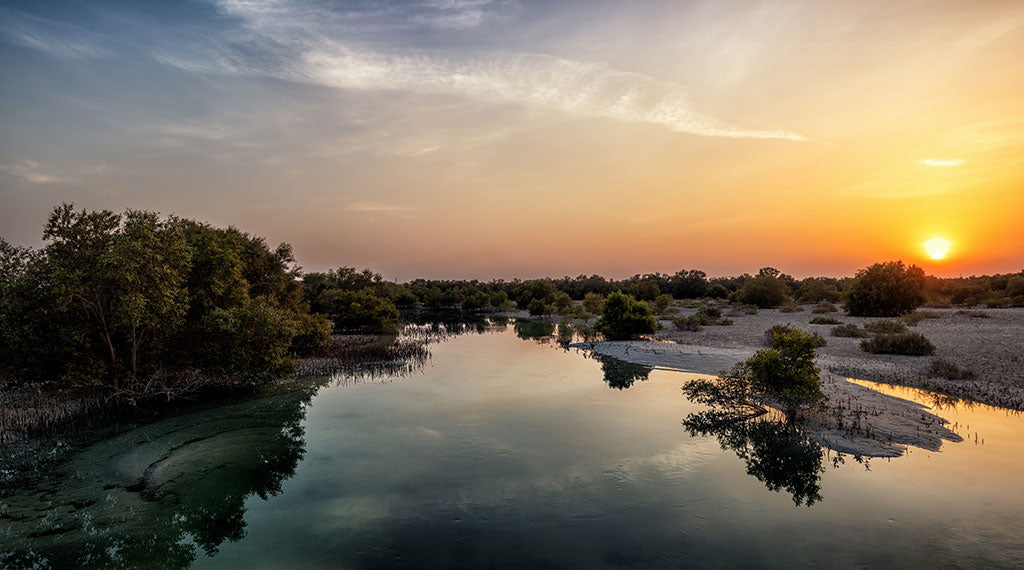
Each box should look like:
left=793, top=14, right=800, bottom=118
left=3, top=324, right=1023, bottom=568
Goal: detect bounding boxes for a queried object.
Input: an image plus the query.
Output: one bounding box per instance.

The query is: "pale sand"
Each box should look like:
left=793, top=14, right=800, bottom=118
left=570, top=339, right=963, bottom=457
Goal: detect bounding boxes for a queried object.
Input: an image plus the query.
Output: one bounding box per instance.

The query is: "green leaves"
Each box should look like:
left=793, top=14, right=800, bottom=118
left=595, top=290, right=657, bottom=340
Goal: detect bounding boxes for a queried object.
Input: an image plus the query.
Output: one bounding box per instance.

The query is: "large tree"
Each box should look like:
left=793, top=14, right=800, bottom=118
left=843, top=261, right=927, bottom=317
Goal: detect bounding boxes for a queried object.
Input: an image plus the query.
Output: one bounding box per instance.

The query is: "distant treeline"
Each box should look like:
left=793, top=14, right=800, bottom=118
left=2, top=204, right=1023, bottom=398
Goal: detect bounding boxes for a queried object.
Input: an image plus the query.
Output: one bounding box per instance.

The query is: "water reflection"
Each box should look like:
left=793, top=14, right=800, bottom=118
left=594, top=354, right=652, bottom=390
left=1, top=385, right=316, bottom=569
left=682, top=409, right=827, bottom=506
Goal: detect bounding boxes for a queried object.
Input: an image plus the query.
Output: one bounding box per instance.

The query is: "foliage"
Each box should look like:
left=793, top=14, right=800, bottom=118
left=831, top=324, right=871, bottom=338
left=0, top=204, right=328, bottom=393
left=927, top=358, right=976, bottom=380
left=860, top=332, right=935, bottom=356
left=809, top=317, right=843, bottom=325
left=796, top=279, right=842, bottom=304
left=844, top=261, right=927, bottom=317
left=683, top=327, right=826, bottom=423
left=594, top=291, right=657, bottom=340
left=582, top=292, right=604, bottom=314
left=779, top=303, right=804, bottom=313
left=705, top=283, right=730, bottom=299
left=321, top=288, right=400, bottom=332
left=653, top=293, right=674, bottom=313
left=765, top=324, right=825, bottom=348
left=810, top=302, right=837, bottom=314
left=863, top=320, right=907, bottom=334
left=734, top=268, right=790, bottom=308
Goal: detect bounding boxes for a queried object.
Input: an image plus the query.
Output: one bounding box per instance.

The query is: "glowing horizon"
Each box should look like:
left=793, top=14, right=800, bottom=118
left=1, top=1, right=1022, bottom=280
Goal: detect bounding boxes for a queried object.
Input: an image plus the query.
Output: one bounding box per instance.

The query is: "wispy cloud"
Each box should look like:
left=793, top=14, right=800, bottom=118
left=0, top=7, right=107, bottom=59
left=922, top=159, right=964, bottom=167
left=0, top=160, right=73, bottom=184
left=157, top=0, right=805, bottom=141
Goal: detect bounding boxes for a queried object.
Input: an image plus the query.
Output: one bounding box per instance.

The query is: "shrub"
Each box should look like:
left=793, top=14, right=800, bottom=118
left=582, top=292, right=604, bottom=314
left=673, top=316, right=702, bottom=331
left=653, top=293, right=674, bottom=313
left=595, top=291, right=658, bottom=340
left=705, top=283, right=730, bottom=299
left=955, top=310, right=991, bottom=318
left=796, top=279, right=841, bottom=304
left=683, top=327, right=826, bottom=423
left=844, top=261, right=927, bottom=317
left=779, top=303, right=804, bottom=313
left=927, top=358, right=976, bottom=380
left=323, top=288, right=400, bottom=332
left=863, top=320, right=907, bottom=334
left=1007, top=276, right=1024, bottom=298
left=726, top=303, right=759, bottom=316
left=765, top=324, right=825, bottom=348
left=832, top=324, right=870, bottom=338
left=860, top=332, right=935, bottom=356
left=810, top=302, right=837, bottom=314
left=809, top=317, right=842, bottom=325
left=735, top=272, right=790, bottom=308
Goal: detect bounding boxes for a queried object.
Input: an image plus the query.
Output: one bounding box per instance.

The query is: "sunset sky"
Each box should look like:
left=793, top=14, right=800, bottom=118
left=1, top=0, right=1022, bottom=280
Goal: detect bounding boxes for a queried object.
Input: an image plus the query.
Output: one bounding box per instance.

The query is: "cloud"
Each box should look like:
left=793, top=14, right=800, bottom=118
left=922, top=159, right=964, bottom=167
left=0, top=7, right=108, bottom=59
left=0, top=160, right=72, bottom=184
left=157, top=0, right=805, bottom=142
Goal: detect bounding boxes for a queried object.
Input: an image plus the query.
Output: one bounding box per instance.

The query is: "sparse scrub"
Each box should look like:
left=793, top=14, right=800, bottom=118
left=810, top=302, right=837, bottom=314
left=726, top=303, right=759, bottom=316
left=765, top=324, right=825, bottom=348
left=860, top=332, right=935, bottom=356
left=927, top=358, right=977, bottom=381
left=832, top=324, right=870, bottom=338
left=956, top=310, right=992, bottom=318
left=863, top=320, right=907, bottom=334
left=809, top=317, right=843, bottom=325
left=779, top=303, right=804, bottom=313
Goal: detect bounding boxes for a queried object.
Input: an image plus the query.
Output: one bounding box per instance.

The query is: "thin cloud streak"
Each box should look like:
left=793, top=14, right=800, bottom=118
left=0, top=160, right=73, bottom=184
left=922, top=159, right=965, bottom=167
left=0, top=7, right=107, bottom=59
left=160, top=0, right=807, bottom=142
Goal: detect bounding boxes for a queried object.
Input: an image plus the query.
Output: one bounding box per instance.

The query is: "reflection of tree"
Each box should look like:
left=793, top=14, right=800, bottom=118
left=683, top=410, right=825, bottom=506
left=2, top=385, right=316, bottom=569
left=595, top=355, right=652, bottom=390
left=514, top=320, right=556, bottom=340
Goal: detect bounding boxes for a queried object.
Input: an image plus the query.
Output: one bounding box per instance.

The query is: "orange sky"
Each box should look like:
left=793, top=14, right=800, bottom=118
left=1, top=0, right=1022, bottom=279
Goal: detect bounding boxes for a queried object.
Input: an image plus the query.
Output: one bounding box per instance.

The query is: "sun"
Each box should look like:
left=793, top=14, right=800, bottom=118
left=923, top=237, right=952, bottom=260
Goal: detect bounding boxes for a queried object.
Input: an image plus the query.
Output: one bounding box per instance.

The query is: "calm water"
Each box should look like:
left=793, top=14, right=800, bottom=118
left=3, top=323, right=1023, bottom=568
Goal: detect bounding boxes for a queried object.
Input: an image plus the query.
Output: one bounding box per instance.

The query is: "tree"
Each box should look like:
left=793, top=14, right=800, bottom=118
left=844, top=261, right=926, bottom=317
left=734, top=271, right=790, bottom=308
left=322, top=288, right=400, bottom=332
left=595, top=291, right=657, bottom=340
left=683, top=327, right=825, bottom=423
left=582, top=292, right=604, bottom=314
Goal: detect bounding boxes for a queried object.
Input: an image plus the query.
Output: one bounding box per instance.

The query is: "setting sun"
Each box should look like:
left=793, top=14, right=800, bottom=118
left=924, top=238, right=952, bottom=260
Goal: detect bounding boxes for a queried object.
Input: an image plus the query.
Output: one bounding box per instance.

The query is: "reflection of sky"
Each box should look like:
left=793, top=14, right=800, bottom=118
left=3, top=1, right=1024, bottom=278
left=195, top=329, right=1024, bottom=568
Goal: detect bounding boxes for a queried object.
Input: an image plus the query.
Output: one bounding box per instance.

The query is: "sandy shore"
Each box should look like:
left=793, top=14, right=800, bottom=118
left=568, top=306, right=1024, bottom=457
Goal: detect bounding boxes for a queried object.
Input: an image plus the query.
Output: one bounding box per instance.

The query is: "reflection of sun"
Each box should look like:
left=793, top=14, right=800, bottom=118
left=924, top=237, right=952, bottom=260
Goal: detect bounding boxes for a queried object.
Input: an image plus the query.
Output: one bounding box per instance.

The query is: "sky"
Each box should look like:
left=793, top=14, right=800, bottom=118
left=1, top=0, right=1022, bottom=280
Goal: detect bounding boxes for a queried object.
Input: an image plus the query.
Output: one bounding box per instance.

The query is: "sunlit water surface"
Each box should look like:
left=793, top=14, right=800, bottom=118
left=3, top=326, right=1023, bottom=568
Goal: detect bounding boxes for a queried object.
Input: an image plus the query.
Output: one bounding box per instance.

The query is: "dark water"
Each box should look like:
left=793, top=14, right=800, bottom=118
left=3, top=324, right=1023, bottom=568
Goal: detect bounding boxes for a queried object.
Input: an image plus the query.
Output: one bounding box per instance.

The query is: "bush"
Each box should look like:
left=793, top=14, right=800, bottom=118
left=832, top=324, right=870, bottom=338
left=323, top=288, right=400, bottom=332
left=595, top=291, right=658, bottom=340
left=796, top=279, right=841, bottom=304
left=809, top=317, right=842, bottom=325
left=653, top=293, right=674, bottom=313
left=705, top=283, right=730, bottom=299
left=927, top=358, right=976, bottom=380
left=779, top=303, right=804, bottom=313
left=765, top=324, right=826, bottom=348
left=863, top=320, right=907, bottom=334
left=860, top=333, right=935, bottom=356
left=582, top=292, right=604, bottom=314
left=810, top=302, right=837, bottom=314
left=844, top=261, right=927, bottom=317
left=735, top=272, right=790, bottom=308
left=683, top=327, right=826, bottom=423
